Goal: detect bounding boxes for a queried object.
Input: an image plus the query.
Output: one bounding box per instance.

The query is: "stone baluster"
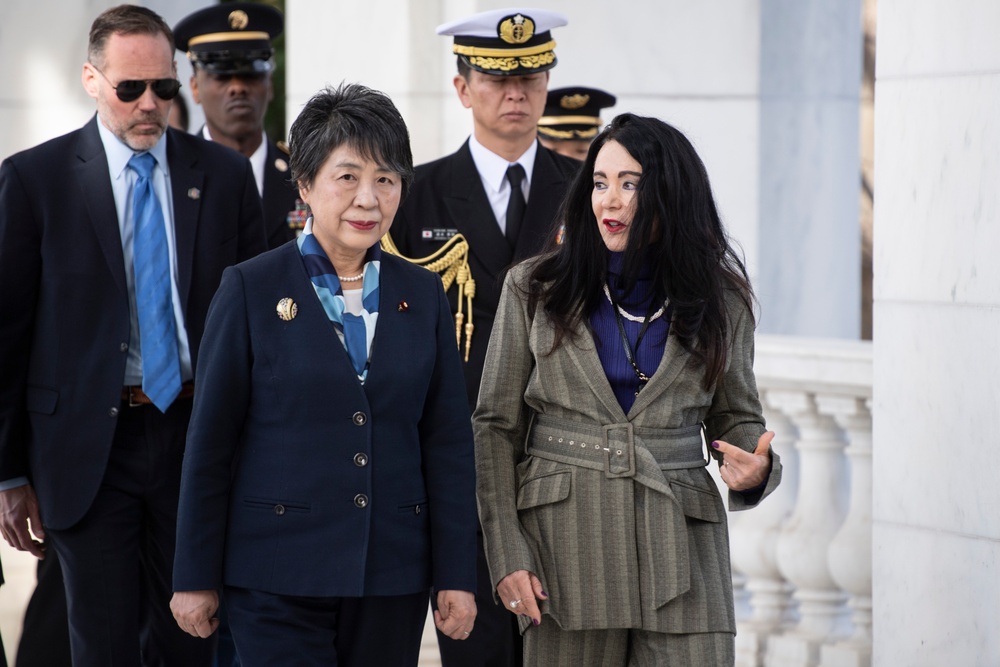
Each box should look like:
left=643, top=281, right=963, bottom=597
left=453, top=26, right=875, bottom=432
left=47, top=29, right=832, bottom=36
left=819, top=396, right=873, bottom=667
left=766, top=390, right=851, bottom=667
left=732, top=396, right=800, bottom=667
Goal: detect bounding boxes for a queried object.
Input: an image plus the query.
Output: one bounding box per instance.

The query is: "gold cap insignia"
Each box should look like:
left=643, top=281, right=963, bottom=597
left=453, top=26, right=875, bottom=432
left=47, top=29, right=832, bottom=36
left=187, top=188, right=200, bottom=200
left=498, top=14, right=535, bottom=44
left=276, top=298, right=298, bottom=321
left=274, top=158, right=288, bottom=173
left=560, top=94, right=590, bottom=110
left=229, top=10, right=249, bottom=30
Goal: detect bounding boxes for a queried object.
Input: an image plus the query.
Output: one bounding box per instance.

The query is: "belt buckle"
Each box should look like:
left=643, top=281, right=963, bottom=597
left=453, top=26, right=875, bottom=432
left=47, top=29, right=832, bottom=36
left=125, top=386, right=143, bottom=408
left=602, top=423, right=636, bottom=479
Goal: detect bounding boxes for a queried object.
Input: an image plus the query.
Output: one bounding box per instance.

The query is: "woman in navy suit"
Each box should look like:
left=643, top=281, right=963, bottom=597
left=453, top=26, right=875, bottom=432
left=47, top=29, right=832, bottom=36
left=170, top=83, right=478, bottom=667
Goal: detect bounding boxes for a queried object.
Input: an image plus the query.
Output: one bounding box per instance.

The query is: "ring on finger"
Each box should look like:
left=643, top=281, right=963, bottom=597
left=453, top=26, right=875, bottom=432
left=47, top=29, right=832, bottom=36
left=509, top=599, right=522, bottom=609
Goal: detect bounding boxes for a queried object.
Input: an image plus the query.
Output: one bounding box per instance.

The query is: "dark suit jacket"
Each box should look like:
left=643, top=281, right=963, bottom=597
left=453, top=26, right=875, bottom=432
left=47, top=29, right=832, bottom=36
left=0, top=116, right=267, bottom=531
left=260, top=139, right=301, bottom=250
left=389, top=140, right=580, bottom=409
left=173, top=244, right=478, bottom=598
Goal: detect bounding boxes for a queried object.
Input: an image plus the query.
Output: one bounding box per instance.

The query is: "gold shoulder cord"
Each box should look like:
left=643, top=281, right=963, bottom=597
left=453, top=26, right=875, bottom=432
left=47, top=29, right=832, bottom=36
left=380, top=233, right=476, bottom=362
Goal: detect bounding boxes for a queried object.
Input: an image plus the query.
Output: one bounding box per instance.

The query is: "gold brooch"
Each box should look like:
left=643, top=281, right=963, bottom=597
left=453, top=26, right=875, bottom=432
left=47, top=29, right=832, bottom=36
left=276, top=298, right=298, bottom=321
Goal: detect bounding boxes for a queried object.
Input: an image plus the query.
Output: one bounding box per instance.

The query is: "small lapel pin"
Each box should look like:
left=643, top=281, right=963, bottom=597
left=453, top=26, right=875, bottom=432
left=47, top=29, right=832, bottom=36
left=276, top=297, right=298, bottom=321
left=397, top=301, right=409, bottom=312
left=274, top=158, right=289, bottom=173
left=187, top=187, right=200, bottom=200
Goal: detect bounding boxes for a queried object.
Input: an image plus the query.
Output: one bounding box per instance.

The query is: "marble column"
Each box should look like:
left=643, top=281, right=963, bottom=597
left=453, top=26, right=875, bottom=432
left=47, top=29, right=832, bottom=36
left=757, top=0, right=862, bottom=338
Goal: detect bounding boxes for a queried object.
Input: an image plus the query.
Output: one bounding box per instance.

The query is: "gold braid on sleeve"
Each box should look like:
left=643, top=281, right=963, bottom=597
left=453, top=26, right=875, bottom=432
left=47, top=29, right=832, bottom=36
left=380, top=233, right=475, bottom=362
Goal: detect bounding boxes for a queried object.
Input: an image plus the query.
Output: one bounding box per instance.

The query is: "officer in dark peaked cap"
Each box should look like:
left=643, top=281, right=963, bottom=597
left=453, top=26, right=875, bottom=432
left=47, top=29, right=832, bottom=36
left=538, top=86, right=617, bottom=161
left=174, top=2, right=305, bottom=250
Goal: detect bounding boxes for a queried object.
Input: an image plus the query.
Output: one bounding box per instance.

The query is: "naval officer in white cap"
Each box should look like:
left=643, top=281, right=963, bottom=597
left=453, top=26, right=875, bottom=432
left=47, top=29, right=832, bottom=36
left=387, top=8, right=580, bottom=667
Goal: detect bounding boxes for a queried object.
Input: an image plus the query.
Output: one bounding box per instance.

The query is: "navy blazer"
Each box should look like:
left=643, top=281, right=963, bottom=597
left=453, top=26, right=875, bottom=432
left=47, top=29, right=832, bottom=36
left=389, top=140, right=580, bottom=410
left=173, top=243, right=478, bottom=598
left=0, top=117, right=267, bottom=530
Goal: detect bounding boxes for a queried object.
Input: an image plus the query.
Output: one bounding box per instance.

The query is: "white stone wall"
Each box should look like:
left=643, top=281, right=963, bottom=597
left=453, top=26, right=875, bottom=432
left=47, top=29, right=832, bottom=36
left=0, top=0, right=206, bottom=160
left=873, top=1, right=1000, bottom=664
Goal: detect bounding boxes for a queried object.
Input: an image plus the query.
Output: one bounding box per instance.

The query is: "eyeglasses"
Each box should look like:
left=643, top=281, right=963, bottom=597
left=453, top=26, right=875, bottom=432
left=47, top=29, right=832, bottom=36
left=92, top=65, right=181, bottom=103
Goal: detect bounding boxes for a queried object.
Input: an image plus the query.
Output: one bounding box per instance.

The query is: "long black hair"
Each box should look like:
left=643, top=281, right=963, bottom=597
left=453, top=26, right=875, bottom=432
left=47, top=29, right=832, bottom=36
left=527, top=113, right=754, bottom=388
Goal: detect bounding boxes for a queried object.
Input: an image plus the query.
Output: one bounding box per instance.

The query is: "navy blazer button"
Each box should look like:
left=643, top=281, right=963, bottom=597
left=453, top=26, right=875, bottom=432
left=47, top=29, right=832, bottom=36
left=274, top=505, right=286, bottom=515
left=354, top=494, right=368, bottom=508
left=109, top=407, right=119, bottom=417
left=119, top=342, right=128, bottom=352
left=354, top=453, right=368, bottom=467
left=352, top=412, right=367, bottom=426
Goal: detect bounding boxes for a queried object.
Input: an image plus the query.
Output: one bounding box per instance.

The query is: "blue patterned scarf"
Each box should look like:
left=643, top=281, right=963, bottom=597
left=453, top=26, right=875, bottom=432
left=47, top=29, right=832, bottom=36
left=298, top=228, right=381, bottom=383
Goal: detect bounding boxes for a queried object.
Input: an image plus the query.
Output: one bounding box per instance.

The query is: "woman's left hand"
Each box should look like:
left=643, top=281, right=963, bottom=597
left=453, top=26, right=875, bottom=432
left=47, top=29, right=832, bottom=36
left=434, top=589, right=477, bottom=640
left=713, top=431, right=774, bottom=491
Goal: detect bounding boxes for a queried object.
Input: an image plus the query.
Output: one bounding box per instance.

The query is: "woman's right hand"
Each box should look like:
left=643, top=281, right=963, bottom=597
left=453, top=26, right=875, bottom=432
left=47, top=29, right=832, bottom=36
left=497, top=569, right=547, bottom=626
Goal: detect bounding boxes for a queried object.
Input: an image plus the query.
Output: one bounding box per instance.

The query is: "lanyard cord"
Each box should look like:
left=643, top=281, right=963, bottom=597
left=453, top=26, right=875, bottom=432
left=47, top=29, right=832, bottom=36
left=606, top=284, right=668, bottom=397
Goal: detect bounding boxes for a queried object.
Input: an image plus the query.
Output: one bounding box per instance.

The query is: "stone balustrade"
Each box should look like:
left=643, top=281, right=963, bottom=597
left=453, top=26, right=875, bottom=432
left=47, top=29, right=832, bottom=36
left=732, top=334, right=873, bottom=667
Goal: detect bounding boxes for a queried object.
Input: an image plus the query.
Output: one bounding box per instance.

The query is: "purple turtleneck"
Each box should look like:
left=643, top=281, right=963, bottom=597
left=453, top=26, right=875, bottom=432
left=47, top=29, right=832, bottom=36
left=588, top=250, right=670, bottom=414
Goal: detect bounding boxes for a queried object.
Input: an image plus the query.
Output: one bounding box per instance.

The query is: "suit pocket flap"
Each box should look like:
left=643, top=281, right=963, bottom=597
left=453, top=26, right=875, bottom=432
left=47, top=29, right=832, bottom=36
left=669, top=480, right=724, bottom=523
left=517, top=470, right=571, bottom=511
left=25, top=385, right=58, bottom=415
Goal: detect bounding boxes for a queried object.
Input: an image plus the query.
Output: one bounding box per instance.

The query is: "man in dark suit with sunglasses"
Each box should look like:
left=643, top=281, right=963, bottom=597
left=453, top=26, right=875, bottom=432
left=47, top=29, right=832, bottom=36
left=0, top=6, right=266, bottom=666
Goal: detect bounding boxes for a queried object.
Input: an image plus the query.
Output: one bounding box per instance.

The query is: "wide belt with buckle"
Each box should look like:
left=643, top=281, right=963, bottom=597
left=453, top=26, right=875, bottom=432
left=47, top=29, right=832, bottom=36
left=122, top=381, right=195, bottom=407
left=527, top=414, right=707, bottom=491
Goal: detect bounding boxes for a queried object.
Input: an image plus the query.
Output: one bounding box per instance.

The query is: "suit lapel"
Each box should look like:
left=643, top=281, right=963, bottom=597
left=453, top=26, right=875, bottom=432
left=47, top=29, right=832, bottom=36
left=75, top=118, right=128, bottom=300
left=444, top=142, right=513, bottom=273
left=166, top=129, right=204, bottom=314
left=562, top=327, right=629, bottom=421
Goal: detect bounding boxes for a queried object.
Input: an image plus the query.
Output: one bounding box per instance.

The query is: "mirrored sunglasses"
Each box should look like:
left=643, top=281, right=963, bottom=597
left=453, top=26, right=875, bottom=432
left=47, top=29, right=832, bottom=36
left=94, top=66, right=181, bottom=102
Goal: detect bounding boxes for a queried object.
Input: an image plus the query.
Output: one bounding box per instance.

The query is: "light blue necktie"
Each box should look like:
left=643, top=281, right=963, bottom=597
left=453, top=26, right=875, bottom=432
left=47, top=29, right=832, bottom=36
left=129, top=153, right=181, bottom=412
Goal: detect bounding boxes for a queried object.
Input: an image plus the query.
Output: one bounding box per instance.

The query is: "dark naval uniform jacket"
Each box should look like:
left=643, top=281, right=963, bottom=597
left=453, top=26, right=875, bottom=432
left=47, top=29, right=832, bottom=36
left=389, top=139, right=580, bottom=409
left=261, top=139, right=302, bottom=249
left=173, top=243, right=478, bottom=598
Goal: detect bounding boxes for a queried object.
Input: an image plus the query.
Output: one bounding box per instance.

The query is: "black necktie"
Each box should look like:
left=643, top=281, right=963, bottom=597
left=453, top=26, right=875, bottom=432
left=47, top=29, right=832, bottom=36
left=505, top=163, right=526, bottom=246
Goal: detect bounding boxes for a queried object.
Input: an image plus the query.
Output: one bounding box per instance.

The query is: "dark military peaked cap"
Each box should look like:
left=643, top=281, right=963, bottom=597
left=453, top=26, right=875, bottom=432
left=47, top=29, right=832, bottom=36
left=174, top=2, right=283, bottom=75
left=537, top=87, right=617, bottom=141
left=437, top=8, right=568, bottom=76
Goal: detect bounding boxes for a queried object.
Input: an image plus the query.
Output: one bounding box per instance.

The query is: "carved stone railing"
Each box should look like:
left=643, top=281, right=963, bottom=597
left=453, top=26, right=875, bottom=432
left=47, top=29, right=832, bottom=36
left=731, top=335, right=873, bottom=667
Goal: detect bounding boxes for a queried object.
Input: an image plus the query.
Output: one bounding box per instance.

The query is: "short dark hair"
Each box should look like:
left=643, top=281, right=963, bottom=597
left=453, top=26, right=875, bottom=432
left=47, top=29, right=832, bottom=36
left=288, top=83, right=414, bottom=198
left=456, top=56, right=471, bottom=80
left=88, top=5, right=174, bottom=68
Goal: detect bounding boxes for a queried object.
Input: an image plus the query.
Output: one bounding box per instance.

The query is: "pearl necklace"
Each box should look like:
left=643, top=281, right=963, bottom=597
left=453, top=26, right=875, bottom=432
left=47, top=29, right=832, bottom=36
left=603, top=283, right=667, bottom=323
left=337, top=271, right=365, bottom=282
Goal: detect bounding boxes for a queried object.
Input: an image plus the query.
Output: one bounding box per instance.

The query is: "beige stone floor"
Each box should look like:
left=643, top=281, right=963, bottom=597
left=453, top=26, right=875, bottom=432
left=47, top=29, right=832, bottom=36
left=0, top=541, right=442, bottom=666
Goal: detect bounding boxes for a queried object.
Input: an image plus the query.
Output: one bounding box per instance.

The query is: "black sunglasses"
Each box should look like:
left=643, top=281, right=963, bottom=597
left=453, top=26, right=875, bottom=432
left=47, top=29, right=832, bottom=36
left=93, top=66, right=181, bottom=103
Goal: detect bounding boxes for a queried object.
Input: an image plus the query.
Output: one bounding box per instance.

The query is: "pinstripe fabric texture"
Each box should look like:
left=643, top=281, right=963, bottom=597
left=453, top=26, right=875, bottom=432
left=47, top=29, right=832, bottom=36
left=525, top=622, right=735, bottom=666
left=474, top=260, right=782, bottom=641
